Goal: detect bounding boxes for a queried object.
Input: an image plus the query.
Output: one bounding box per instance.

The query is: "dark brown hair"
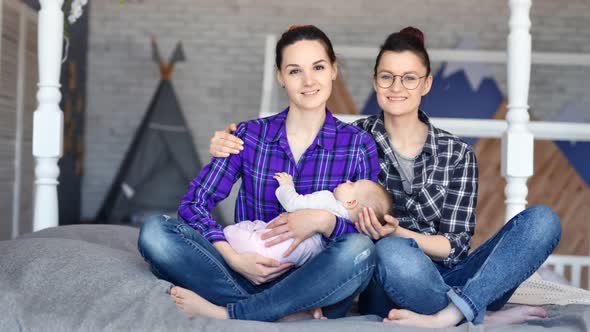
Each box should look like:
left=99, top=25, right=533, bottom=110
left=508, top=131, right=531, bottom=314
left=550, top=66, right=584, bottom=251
left=275, top=25, right=336, bottom=70
left=373, top=26, right=431, bottom=77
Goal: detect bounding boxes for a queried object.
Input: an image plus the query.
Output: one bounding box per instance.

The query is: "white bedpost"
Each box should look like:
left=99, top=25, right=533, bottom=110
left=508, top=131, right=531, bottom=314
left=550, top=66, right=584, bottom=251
left=502, top=0, right=534, bottom=222
left=259, top=34, right=277, bottom=116
left=32, top=0, right=64, bottom=231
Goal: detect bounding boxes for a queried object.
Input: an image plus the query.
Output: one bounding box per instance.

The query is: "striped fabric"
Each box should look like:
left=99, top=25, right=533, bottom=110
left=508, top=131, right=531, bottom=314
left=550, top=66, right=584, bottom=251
left=353, top=111, right=478, bottom=268
left=179, top=108, right=380, bottom=243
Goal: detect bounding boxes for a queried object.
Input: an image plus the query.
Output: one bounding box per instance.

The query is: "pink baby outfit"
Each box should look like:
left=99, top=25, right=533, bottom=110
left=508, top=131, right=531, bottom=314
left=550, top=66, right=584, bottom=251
left=223, top=184, right=349, bottom=267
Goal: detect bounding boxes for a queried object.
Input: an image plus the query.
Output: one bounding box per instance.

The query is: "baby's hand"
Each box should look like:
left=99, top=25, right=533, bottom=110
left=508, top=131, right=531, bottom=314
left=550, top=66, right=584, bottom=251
left=274, top=172, right=294, bottom=186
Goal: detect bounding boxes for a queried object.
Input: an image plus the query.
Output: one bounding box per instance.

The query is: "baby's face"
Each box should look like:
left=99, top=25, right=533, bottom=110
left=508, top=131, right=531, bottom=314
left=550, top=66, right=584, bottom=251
left=333, top=180, right=357, bottom=202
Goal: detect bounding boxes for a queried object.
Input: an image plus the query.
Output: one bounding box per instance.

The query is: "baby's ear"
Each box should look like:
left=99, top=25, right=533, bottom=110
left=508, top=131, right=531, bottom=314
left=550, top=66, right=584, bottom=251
left=344, top=199, right=358, bottom=209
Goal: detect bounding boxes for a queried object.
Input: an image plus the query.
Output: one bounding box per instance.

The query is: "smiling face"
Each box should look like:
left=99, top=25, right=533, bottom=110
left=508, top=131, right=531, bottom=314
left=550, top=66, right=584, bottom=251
left=276, top=40, right=337, bottom=113
left=373, top=50, right=432, bottom=118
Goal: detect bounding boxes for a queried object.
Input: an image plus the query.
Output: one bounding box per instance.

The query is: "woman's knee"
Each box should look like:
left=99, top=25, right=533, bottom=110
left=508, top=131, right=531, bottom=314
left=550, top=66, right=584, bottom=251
left=520, top=205, right=562, bottom=245
left=331, top=234, right=376, bottom=270
left=374, top=237, right=426, bottom=280
left=375, top=237, right=419, bottom=263
left=137, top=215, right=179, bottom=262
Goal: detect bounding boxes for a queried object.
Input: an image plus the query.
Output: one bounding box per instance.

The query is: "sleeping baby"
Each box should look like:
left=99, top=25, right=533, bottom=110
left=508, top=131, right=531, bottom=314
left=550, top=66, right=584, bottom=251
left=223, top=172, right=393, bottom=267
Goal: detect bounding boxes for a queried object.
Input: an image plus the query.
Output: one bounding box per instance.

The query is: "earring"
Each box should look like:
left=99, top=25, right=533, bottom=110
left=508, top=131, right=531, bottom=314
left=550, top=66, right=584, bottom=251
left=281, top=85, right=285, bottom=88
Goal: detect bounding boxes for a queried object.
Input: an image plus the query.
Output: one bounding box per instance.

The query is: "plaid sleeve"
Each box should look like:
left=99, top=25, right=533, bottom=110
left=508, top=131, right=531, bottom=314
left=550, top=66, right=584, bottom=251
left=324, top=216, right=358, bottom=243
left=354, top=132, right=380, bottom=183
left=177, top=123, right=246, bottom=243
left=438, top=147, right=478, bottom=268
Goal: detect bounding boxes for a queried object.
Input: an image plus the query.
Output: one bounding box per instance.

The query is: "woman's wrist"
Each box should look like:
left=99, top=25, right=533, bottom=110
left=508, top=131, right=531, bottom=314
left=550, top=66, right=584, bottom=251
left=214, top=241, right=239, bottom=265
left=318, top=210, right=337, bottom=237
left=392, top=225, right=408, bottom=238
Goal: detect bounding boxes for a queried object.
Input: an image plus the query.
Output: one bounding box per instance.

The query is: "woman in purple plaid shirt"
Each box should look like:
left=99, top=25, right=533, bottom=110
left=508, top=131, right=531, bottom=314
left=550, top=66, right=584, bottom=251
left=210, top=27, right=562, bottom=327
left=138, top=25, right=381, bottom=322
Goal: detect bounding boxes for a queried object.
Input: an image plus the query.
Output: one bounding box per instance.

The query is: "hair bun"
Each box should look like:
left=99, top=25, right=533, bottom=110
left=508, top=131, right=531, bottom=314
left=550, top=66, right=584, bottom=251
left=399, top=27, right=425, bottom=46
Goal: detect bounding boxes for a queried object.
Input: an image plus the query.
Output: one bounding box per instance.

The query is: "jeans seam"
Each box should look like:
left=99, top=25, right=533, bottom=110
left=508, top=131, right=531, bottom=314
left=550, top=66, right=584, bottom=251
left=226, top=303, right=236, bottom=319
left=174, top=223, right=249, bottom=296
left=448, top=287, right=477, bottom=321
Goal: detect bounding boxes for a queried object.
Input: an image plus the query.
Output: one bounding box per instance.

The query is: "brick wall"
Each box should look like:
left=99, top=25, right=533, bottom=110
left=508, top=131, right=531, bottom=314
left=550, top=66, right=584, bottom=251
left=0, top=0, right=36, bottom=239
left=82, top=0, right=590, bottom=221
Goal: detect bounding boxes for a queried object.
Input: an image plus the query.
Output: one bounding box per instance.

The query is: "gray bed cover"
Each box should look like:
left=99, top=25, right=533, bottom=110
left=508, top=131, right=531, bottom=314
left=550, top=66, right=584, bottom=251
left=1, top=224, right=588, bottom=331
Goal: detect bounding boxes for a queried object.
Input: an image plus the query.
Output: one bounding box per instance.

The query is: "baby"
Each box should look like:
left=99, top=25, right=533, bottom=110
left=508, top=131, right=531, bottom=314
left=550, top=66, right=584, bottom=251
left=223, top=172, right=393, bottom=267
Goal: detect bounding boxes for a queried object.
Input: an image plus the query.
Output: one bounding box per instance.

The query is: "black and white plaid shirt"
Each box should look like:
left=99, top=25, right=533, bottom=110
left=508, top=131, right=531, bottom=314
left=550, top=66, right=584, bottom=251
left=354, top=111, right=478, bottom=268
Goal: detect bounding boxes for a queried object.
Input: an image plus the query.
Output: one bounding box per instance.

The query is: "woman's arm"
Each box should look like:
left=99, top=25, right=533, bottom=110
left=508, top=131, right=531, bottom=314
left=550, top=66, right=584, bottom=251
left=180, top=123, right=292, bottom=283
left=214, top=241, right=293, bottom=285
left=436, top=148, right=478, bottom=267
left=178, top=147, right=243, bottom=242
left=355, top=207, right=451, bottom=260
left=261, top=209, right=338, bottom=257
left=355, top=148, right=477, bottom=266
left=393, top=227, right=452, bottom=261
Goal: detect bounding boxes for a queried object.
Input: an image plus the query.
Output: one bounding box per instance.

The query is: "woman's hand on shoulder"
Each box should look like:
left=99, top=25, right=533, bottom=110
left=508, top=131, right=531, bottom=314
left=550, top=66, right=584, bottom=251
left=226, top=251, right=293, bottom=285
left=209, top=123, right=244, bottom=158
left=354, top=207, right=399, bottom=240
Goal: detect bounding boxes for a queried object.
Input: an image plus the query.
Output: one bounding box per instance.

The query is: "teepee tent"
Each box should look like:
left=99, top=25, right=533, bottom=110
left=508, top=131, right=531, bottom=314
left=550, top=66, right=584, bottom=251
left=96, top=38, right=201, bottom=224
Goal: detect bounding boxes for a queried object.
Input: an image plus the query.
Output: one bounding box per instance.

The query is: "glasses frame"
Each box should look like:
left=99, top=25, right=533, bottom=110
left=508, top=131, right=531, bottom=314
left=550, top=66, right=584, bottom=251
left=374, top=72, right=428, bottom=90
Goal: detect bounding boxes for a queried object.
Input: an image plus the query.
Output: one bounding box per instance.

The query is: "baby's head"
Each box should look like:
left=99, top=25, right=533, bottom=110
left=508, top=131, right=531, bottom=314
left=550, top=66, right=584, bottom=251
left=333, top=179, right=393, bottom=224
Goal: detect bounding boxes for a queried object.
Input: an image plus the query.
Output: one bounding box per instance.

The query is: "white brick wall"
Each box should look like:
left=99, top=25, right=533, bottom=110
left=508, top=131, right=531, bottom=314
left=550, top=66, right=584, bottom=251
left=83, top=0, right=590, bottom=220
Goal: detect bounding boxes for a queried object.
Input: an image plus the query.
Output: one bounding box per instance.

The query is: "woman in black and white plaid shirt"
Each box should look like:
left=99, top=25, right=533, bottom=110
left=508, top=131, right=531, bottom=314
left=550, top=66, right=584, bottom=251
left=209, top=27, right=561, bottom=327
left=352, top=27, right=561, bottom=327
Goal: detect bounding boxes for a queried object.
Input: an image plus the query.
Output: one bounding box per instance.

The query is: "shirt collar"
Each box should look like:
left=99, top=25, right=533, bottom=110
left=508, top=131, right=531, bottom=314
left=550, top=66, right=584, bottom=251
left=265, top=108, right=337, bottom=151
left=370, top=110, right=437, bottom=157
left=418, top=110, right=437, bottom=157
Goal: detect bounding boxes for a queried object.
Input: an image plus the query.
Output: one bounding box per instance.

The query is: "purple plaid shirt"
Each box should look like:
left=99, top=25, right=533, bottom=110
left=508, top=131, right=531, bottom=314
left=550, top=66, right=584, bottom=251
left=178, top=109, right=380, bottom=243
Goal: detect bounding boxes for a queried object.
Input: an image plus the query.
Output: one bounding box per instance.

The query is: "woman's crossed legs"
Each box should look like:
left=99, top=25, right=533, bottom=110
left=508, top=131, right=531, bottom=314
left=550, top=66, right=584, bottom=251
left=138, top=215, right=376, bottom=321
left=359, top=205, right=561, bottom=327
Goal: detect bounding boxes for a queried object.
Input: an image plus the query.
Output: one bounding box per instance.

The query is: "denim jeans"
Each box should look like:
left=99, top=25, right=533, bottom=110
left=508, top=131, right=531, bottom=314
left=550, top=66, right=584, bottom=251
left=137, top=215, right=376, bottom=321
left=359, top=205, right=561, bottom=324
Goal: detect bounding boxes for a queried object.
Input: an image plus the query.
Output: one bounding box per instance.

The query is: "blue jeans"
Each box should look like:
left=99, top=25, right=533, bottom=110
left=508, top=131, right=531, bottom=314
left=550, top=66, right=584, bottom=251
left=359, top=205, right=561, bottom=324
left=137, top=215, right=376, bottom=321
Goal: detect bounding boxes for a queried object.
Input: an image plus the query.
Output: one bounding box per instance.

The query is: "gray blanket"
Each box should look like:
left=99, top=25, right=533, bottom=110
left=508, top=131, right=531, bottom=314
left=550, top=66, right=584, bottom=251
left=1, top=224, right=588, bottom=331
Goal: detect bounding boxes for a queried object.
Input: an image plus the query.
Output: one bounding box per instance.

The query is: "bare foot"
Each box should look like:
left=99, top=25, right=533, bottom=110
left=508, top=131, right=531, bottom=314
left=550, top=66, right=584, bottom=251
left=278, top=308, right=327, bottom=322
left=384, top=304, right=463, bottom=328
left=170, top=286, right=228, bottom=319
left=484, top=306, right=548, bottom=325
left=384, top=309, right=449, bottom=328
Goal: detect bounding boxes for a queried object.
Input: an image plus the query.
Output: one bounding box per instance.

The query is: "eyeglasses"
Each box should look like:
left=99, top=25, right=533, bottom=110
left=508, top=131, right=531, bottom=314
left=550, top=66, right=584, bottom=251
left=375, top=71, right=427, bottom=90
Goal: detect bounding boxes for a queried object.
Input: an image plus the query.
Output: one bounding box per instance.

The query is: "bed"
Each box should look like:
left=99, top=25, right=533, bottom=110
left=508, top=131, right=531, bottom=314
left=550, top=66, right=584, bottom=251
left=2, top=224, right=590, bottom=331
left=6, top=0, right=589, bottom=330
